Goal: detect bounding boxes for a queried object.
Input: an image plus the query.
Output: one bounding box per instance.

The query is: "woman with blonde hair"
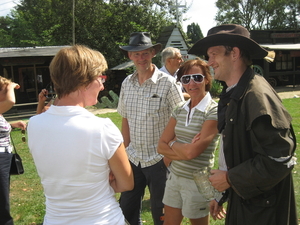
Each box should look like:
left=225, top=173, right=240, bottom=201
left=28, top=45, right=133, bottom=225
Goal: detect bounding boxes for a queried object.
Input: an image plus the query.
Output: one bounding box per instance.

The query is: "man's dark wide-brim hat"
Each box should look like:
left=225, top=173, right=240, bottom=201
left=188, top=24, right=268, bottom=59
left=119, top=32, right=162, bottom=58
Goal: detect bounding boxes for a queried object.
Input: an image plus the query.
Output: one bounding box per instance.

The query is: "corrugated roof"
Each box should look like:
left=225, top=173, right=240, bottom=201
left=260, top=44, right=300, bottom=50
left=110, top=61, right=134, bottom=70
left=0, top=46, right=70, bottom=58
left=157, top=25, right=176, bottom=48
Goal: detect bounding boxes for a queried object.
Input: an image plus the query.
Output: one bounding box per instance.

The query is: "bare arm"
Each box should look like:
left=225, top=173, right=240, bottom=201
left=36, top=89, right=48, bottom=114
left=10, top=121, right=27, bottom=130
left=158, top=117, right=183, bottom=160
left=170, top=120, right=218, bottom=160
left=108, top=142, right=134, bottom=193
left=121, top=118, right=130, bottom=148
left=0, top=82, right=19, bottom=114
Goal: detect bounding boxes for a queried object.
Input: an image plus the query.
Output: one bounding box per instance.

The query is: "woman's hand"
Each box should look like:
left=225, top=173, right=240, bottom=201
left=38, top=89, right=48, bottom=102
left=163, top=157, right=172, bottom=167
left=109, top=171, right=116, bottom=184
left=11, top=121, right=27, bottom=130
left=10, top=82, right=20, bottom=90
left=192, top=132, right=201, bottom=143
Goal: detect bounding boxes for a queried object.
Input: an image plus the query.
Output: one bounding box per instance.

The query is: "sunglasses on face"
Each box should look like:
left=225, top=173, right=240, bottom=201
left=180, top=74, right=205, bottom=85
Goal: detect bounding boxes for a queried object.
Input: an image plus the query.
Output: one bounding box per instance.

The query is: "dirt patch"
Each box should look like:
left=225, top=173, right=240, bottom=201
left=274, top=85, right=300, bottom=99
left=88, top=108, right=117, bottom=115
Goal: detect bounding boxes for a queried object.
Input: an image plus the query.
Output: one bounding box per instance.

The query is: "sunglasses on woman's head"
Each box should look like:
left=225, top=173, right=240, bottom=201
left=180, top=74, right=205, bottom=85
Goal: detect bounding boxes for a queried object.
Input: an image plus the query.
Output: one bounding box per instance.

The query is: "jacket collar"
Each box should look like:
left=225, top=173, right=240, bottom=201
left=230, top=67, right=254, bottom=101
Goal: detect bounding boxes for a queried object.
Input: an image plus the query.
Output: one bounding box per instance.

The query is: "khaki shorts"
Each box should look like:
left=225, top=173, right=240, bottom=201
left=163, top=172, right=209, bottom=219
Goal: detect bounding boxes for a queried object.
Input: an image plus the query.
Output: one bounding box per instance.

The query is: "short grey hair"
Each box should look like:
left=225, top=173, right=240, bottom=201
left=161, top=47, right=181, bottom=65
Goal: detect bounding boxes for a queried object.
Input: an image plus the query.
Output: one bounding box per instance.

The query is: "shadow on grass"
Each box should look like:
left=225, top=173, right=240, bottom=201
left=141, top=198, right=153, bottom=225
left=142, top=198, right=151, bottom=211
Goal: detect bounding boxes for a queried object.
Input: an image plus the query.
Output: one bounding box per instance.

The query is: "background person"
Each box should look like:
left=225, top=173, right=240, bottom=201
left=158, top=59, right=219, bottom=225
left=36, top=89, right=57, bottom=114
left=188, top=24, right=298, bottom=225
left=160, top=47, right=190, bottom=100
left=0, top=76, right=26, bottom=225
left=160, top=47, right=183, bottom=77
left=28, top=45, right=133, bottom=225
left=118, top=32, right=184, bottom=225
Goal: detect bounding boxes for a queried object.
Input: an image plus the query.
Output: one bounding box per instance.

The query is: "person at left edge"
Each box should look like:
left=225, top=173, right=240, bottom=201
left=118, top=32, right=184, bottom=225
left=0, top=76, right=26, bottom=225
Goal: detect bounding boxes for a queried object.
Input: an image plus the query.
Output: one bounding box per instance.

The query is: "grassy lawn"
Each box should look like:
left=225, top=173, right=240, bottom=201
left=9, top=98, right=300, bottom=224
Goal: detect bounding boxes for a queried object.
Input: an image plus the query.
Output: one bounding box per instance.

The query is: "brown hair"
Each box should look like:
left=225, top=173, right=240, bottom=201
left=177, top=59, right=212, bottom=91
left=49, top=45, right=107, bottom=98
left=224, top=46, right=252, bottom=66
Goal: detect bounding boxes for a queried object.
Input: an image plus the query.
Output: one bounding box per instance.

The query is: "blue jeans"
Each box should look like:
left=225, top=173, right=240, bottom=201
left=120, top=159, right=167, bottom=225
left=0, top=152, right=14, bottom=225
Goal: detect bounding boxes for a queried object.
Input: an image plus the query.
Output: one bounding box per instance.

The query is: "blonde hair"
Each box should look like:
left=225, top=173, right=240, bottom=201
left=49, top=45, right=108, bottom=98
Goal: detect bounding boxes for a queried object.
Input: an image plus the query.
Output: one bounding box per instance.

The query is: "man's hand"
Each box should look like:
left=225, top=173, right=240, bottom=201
left=210, top=200, right=226, bottom=220
left=209, top=170, right=230, bottom=192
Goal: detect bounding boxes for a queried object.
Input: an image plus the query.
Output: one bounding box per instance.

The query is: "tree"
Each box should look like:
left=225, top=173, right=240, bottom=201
left=215, top=0, right=300, bottom=30
left=0, top=16, right=13, bottom=47
left=5, top=0, right=176, bottom=67
left=186, top=22, right=203, bottom=46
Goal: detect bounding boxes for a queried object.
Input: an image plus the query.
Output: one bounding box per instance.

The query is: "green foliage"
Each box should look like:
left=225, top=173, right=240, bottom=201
left=210, top=79, right=223, bottom=98
left=95, top=90, right=119, bottom=108
left=97, top=112, right=122, bottom=129
left=215, top=0, right=300, bottom=30
left=0, top=17, right=13, bottom=47
left=10, top=129, right=45, bottom=224
left=186, top=22, right=203, bottom=46
left=1, top=0, right=176, bottom=68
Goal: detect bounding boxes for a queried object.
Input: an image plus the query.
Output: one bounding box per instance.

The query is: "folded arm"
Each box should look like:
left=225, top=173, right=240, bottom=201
left=108, top=142, right=134, bottom=193
left=158, top=118, right=218, bottom=160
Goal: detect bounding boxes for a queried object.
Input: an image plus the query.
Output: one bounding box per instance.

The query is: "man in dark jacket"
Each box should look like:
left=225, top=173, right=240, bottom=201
left=188, top=24, right=298, bottom=225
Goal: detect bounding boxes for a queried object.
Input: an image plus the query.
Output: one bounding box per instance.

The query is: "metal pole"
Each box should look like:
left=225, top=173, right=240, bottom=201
left=176, top=0, right=179, bottom=27
left=72, top=0, right=75, bottom=45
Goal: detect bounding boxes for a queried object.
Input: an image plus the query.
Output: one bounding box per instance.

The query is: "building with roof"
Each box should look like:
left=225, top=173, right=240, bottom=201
left=251, top=30, right=300, bottom=87
left=0, top=46, right=68, bottom=118
left=157, top=25, right=197, bottom=61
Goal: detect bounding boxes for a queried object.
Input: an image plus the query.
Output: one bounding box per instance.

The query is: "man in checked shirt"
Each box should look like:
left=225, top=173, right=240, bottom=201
left=117, top=32, right=184, bottom=225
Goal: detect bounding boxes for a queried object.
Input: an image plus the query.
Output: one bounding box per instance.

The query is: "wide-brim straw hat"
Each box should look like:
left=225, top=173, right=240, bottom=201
left=120, top=32, right=162, bottom=58
left=188, top=24, right=268, bottom=59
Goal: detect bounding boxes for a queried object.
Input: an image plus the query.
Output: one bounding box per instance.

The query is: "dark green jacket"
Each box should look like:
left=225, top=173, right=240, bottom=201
left=219, top=67, right=297, bottom=225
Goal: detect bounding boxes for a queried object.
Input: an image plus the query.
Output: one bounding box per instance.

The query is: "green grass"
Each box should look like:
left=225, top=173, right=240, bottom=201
left=9, top=98, right=300, bottom=224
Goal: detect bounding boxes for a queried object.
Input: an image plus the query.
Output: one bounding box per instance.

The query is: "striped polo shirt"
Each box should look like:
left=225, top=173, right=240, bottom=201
left=170, top=92, right=220, bottom=179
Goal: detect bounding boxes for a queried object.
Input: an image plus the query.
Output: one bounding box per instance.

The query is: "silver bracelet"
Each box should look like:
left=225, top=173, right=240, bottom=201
left=169, top=140, right=176, bottom=148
